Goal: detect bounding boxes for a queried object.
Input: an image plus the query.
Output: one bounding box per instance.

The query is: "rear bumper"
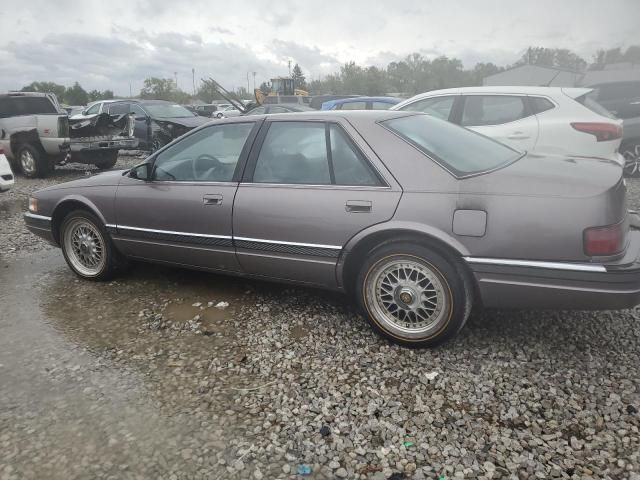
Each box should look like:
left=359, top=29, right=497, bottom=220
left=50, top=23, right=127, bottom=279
left=466, top=229, right=640, bottom=310
left=67, top=137, right=139, bottom=153
left=24, top=212, right=56, bottom=244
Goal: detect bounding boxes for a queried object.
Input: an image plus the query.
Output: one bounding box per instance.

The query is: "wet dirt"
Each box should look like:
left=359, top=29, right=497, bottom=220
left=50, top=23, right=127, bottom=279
left=0, top=251, right=331, bottom=479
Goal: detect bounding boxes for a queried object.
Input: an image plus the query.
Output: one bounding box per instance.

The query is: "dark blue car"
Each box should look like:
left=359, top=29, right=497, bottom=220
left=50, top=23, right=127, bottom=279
left=320, top=96, right=402, bottom=111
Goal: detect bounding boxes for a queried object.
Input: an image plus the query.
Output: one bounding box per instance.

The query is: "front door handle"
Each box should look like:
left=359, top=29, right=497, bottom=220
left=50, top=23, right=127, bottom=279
left=203, top=194, right=223, bottom=206
left=346, top=200, right=372, bottom=213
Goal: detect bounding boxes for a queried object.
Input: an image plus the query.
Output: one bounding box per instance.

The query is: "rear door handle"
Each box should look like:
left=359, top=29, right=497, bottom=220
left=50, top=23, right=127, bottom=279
left=203, top=194, right=223, bottom=206
left=345, top=200, right=372, bottom=213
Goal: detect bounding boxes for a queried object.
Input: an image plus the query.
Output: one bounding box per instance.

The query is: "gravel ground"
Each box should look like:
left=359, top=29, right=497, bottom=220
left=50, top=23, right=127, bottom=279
left=0, top=166, right=639, bottom=480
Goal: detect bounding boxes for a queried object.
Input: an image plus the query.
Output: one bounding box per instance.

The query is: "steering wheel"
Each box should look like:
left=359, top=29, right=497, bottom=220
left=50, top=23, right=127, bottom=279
left=192, top=153, right=223, bottom=180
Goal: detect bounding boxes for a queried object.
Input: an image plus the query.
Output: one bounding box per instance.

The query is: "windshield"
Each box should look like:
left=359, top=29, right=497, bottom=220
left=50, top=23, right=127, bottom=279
left=579, top=93, right=616, bottom=119
left=142, top=103, right=195, bottom=118
left=382, top=114, right=523, bottom=177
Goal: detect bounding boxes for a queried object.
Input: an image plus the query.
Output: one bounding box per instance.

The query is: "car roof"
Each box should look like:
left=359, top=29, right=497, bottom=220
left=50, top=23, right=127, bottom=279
left=401, top=86, right=594, bottom=99
left=333, top=96, right=401, bottom=104
left=236, top=110, right=411, bottom=122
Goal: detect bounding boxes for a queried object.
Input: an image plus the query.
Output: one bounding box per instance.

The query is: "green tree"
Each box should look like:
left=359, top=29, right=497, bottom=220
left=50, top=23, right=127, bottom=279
left=21, top=81, right=66, bottom=102
left=291, top=63, right=306, bottom=90
left=140, top=77, right=191, bottom=103
left=64, top=82, right=89, bottom=105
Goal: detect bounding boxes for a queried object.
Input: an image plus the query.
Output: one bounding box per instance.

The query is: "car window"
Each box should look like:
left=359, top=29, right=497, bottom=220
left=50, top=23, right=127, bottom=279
left=461, top=95, right=527, bottom=126
left=153, top=123, right=254, bottom=182
left=340, top=101, right=368, bottom=110
left=0, top=96, right=58, bottom=118
left=108, top=103, right=130, bottom=115
left=371, top=101, right=393, bottom=110
left=86, top=103, right=101, bottom=115
left=383, top=114, right=523, bottom=177
left=130, top=104, right=146, bottom=117
left=246, top=106, right=266, bottom=115
left=253, top=122, right=330, bottom=184
left=270, top=106, right=290, bottom=113
left=575, top=94, right=615, bottom=119
left=529, top=97, right=555, bottom=114
left=330, top=125, right=382, bottom=186
left=399, top=96, right=455, bottom=120
left=598, top=82, right=640, bottom=101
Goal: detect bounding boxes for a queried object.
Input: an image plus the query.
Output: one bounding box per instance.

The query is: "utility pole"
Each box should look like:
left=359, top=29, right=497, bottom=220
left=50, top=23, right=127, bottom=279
left=252, top=71, right=257, bottom=91
left=192, top=68, right=196, bottom=97
left=288, top=60, right=292, bottom=76
left=246, top=72, right=250, bottom=96
left=174, top=71, right=178, bottom=89
left=129, top=82, right=132, bottom=98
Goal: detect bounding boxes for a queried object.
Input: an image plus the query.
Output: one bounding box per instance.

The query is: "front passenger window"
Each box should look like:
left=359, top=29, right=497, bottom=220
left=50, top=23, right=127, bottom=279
left=153, top=123, right=254, bottom=182
left=399, top=96, right=455, bottom=120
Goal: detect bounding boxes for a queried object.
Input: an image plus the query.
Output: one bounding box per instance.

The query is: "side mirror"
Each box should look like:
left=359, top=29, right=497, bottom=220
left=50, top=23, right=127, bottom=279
left=129, top=163, right=152, bottom=181
left=133, top=113, right=147, bottom=121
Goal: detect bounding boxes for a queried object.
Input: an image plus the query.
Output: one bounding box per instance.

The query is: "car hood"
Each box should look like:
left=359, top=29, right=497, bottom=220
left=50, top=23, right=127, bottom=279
left=460, top=152, right=623, bottom=198
left=154, top=116, right=209, bottom=128
left=38, top=169, right=127, bottom=192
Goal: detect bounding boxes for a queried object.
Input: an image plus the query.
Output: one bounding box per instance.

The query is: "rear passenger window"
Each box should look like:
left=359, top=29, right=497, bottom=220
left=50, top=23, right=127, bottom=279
left=340, top=101, right=368, bottom=110
left=529, top=97, right=555, bottom=114
left=254, top=123, right=330, bottom=184
left=108, top=103, right=130, bottom=115
left=399, top=96, right=455, bottom=120
left=252, top=122, right=383, bottom=186
left=330, top=125, right=381, bottom=186
left=371, top=102, right=393, bottom=110
left=86, top=103, right=101, bottom=115
left=462, top=95, right=527, bottom=126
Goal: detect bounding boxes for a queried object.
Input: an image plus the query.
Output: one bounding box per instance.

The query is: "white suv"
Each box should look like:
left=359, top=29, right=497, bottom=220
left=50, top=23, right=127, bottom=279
left=392, top=86, right=624, bottom=167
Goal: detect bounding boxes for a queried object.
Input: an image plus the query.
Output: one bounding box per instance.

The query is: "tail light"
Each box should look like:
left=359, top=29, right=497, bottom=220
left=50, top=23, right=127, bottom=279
left=0, top=146, right=4, bottom=155
left=584, top=223, right=625, bottom=256
left=571, top=122, right=623, bottom=142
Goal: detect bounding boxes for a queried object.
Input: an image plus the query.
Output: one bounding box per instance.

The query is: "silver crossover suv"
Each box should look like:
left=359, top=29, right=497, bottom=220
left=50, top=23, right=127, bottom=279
left=25, top=111, right=640, bottom=347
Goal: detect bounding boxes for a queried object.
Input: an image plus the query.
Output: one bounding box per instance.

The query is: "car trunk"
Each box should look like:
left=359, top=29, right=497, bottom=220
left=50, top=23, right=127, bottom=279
left=457, top=152, right=628, bottom=261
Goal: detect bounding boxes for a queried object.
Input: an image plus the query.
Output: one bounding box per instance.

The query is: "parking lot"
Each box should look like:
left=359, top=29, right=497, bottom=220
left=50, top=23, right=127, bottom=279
left=0, top=158, right=638, bottom=480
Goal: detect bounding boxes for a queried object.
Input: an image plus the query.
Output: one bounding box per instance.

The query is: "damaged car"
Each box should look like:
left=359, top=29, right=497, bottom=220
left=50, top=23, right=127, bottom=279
left=76, top=99, right=210, bottom=152
left=0, top=92, right=137, bottom=177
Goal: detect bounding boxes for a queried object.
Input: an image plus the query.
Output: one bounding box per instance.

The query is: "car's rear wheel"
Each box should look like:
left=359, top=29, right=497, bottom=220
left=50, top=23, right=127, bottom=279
left=93, top=150, right=118, bottom=170
left=17, top=143, right=50, bottom=178
left=60, top=210, right=124, bottom=280
left=622, top=142, right=640, bottom=178
left=357, top=243, right=471, bottom=347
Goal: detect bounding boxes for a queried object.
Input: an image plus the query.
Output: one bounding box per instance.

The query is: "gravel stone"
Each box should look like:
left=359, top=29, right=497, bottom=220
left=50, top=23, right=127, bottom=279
left=1, top=166, right=640, bottom=479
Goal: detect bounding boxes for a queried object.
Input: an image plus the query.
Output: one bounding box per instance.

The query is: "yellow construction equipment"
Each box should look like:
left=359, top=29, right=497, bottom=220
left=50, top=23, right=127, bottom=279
left=254, top=77, right=308, bottom=105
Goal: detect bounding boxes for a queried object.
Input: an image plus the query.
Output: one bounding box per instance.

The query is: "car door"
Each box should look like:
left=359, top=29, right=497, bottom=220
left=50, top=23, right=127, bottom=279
left=112, top=121, right=258, bottom=272
left=460, top=94, right=538, bottom=152
left=232, top=119, right=402, bottom=287
left=129, top=103, right=151, bottom=147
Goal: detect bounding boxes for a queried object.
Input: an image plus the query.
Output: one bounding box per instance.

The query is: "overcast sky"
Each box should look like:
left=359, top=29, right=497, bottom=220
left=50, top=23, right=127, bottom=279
left=1, top=0, right=638, bottom=96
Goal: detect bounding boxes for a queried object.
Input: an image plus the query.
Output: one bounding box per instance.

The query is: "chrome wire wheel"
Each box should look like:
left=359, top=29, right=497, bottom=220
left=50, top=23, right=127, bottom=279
left=623, top=144, right=640, bottom=177
left=63, top=218, right=106, bottom=277
left=19, top=149, right=36, bottom=176
left=364, top=255, right=452, bottom=340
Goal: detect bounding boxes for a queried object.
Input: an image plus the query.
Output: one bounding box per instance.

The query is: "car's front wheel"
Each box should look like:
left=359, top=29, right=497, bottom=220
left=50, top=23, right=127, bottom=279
left=357, top=242, right=471, bottom=347
left=93, top=151, right=118, bottom=170
left=622, top=142, right=640, bottom=178
left=60, top=210, right=124, bottom=280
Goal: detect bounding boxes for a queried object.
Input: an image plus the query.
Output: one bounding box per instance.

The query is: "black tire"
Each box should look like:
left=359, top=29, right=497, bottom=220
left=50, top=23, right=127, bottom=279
left=356, top=242, right=472, bottom=348
left=93, top=151, right=119, bottom=170
left=60, top=210, right=127, bottom=281
left=622, top=142, right=640, bottom=178
left=150, top=134, right=168, bottom=153
left=17, top=143, right=51, bottom=178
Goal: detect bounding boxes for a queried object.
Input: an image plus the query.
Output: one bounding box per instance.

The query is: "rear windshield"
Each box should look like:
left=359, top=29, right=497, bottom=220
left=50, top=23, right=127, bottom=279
left=0, top=96, right=58, bottom=118
left=577, top=94, right=615, bottom=119
left=381, top=114, right=523, bottom=177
